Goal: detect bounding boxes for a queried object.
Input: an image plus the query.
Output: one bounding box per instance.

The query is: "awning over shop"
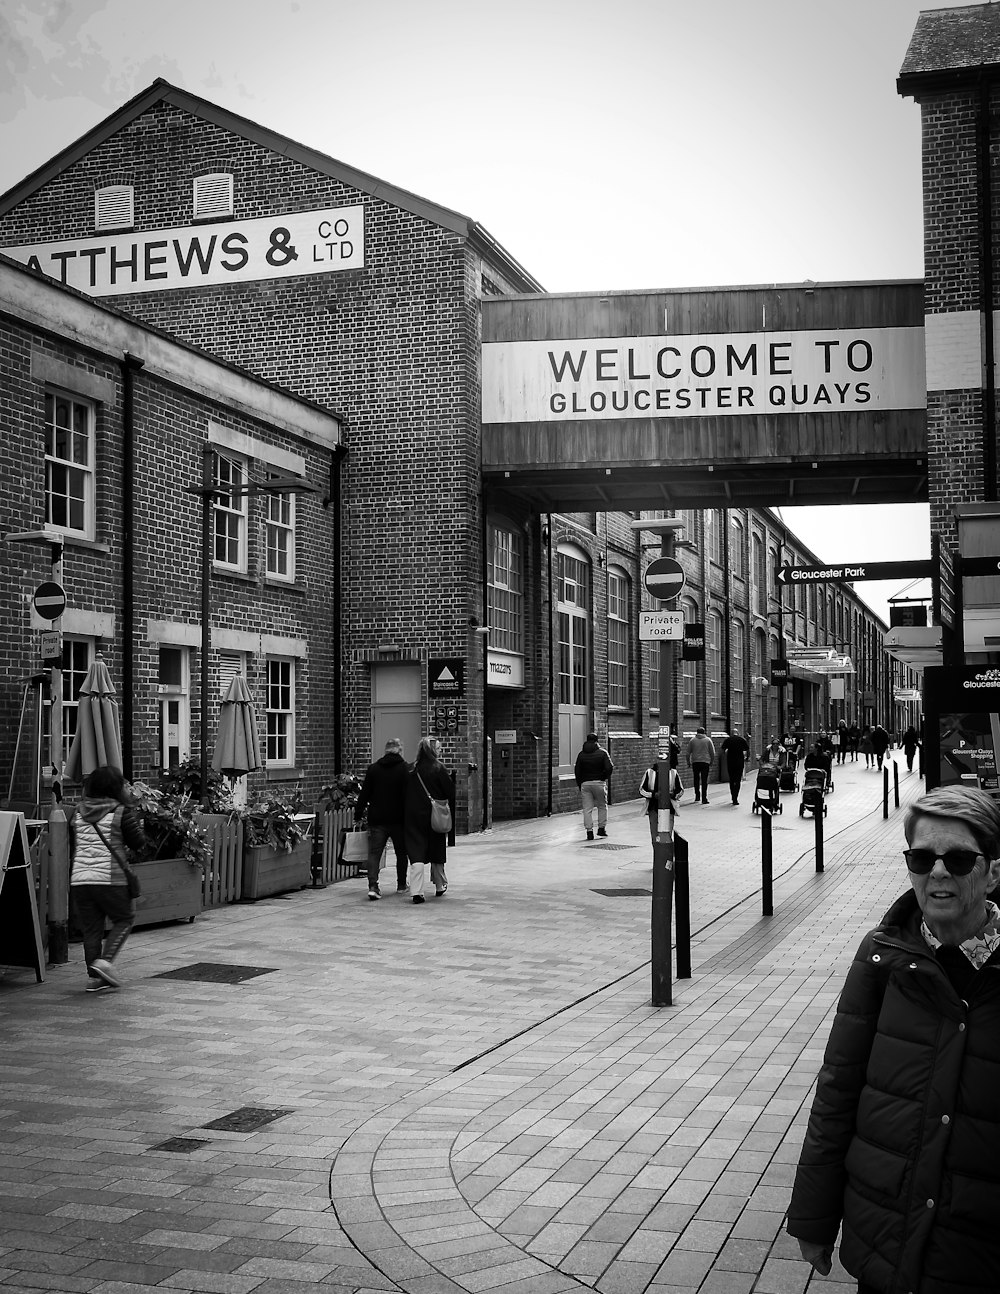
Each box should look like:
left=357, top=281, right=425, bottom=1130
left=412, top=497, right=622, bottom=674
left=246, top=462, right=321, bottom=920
left=785, top=646, right=856, bottom=683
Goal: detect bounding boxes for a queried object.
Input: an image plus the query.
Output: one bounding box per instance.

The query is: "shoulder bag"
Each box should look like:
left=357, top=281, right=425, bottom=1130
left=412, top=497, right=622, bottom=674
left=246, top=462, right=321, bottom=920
left=416, top=771, right=452, bottom=835
left=91, top=814, right=142, bottom=899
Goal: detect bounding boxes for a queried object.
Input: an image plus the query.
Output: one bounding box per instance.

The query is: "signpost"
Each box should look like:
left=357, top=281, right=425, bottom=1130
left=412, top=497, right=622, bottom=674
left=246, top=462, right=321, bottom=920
left=775, top=559, right=933, bottom=585
left=639, top=611, right=684, bottom=640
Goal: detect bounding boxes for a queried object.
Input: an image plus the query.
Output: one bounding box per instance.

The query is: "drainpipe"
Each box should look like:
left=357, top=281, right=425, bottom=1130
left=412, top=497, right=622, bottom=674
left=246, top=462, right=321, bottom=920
left=980, top=78, right=997, bottom=500
left=330, top=439, right=348, bottom=772
left=481, top=485, right=490, bottom=831
left=121, top=352, right=144, bottom=780
left=546, top=512, right=554, bottom=816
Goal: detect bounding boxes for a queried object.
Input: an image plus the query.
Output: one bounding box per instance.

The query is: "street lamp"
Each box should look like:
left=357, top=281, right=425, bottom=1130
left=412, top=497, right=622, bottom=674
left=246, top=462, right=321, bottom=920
left=185, top=449, right=319, bottom=801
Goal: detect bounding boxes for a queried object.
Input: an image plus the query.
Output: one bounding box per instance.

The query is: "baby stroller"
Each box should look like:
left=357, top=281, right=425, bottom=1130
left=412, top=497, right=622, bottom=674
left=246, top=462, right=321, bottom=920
left=752, top=761, right=783, bottom=814
left=778, top=747, right=800, bottom=794
left=799, top=766, right=828, bottom=818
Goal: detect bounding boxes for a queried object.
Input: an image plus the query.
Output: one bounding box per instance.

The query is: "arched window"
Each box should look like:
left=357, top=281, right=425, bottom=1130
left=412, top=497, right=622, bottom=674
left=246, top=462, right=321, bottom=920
left=731, top=517, right=747, bottom=582
left=681, top=596, right=699, bottom=714
left=607, top=566, right=630, bottom=709
left=707, top=609, right=723, bottom=716
left=557, top=546, right=591, bottom=769
left=707, top=510, right=725, bottom=567
left=731, top=619, right=745, bottom=724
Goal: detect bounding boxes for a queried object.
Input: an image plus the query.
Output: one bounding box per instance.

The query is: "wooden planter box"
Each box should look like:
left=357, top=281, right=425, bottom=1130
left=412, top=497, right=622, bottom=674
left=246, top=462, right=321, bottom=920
left=133, top=856, right=203, bottom=928
left=241, top=838, right=313, bottom=901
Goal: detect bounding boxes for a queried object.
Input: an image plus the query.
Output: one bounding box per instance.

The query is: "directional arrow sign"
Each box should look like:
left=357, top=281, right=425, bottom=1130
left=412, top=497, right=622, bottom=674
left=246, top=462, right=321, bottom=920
left=960, top=555, right=1000, bottom=577
left=775, top=560, right=933, bottom=585
left=643, top=557, right=686, bottom=602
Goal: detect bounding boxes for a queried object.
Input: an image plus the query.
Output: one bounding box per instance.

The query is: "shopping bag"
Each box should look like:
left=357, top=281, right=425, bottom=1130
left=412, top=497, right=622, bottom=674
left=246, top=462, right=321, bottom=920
left=341, top=828, right=370, bottom=863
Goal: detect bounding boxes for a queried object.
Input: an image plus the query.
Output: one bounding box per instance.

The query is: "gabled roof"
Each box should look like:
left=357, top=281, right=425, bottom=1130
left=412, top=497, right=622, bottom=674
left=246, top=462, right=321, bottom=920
left=0, top=78, right=543, bottom=292
left=898, top=3, right=1000, bottom=95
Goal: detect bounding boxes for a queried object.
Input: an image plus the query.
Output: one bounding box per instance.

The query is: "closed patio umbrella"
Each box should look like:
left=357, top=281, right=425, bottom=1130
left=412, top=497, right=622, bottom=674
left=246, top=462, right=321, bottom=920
left=212, top=675, right=263, bottom=779
left=64, top=657, right=123, bottom=782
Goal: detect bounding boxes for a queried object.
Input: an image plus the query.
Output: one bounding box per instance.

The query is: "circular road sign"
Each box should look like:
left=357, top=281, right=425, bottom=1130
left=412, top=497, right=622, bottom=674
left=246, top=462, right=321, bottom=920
left=32, top=580, right=67, bottom=621
left=643, top=557, right=686, bottom=603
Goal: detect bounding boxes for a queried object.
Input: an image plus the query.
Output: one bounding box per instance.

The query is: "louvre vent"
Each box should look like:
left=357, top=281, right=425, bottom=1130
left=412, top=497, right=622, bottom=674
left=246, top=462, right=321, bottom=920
left=94, top=185, right=134, bottom=230
left=194, top=173, right=234, bottom=219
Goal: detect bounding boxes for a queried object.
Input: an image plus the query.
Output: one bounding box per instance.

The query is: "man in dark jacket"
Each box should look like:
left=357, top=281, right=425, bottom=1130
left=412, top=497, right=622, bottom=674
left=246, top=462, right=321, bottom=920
left=720, top=726, right=750, bottom=805
left=787, top=785, right=1000, bottom=1292
left=574, top=732, right=613, bottom=840
left=355, top=738, right=410, bottom=900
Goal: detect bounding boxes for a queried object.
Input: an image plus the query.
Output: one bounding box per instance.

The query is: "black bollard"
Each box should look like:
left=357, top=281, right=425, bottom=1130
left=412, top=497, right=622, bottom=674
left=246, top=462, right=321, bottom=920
left=815, top=807, right=824, bottom=873
left=651, top=756, right=675, bottom=1007
left=674, top=833, right=690, bottom=979
left=883, top=765, right=889, bottom=819
left=893, top=761, right=900, bottom=808
left=761, top=807, right=773, bottom=916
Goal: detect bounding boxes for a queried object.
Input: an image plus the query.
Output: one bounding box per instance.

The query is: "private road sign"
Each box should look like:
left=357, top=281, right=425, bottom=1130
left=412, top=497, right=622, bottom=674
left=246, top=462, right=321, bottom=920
left=643, top=557, right=686, bottom=601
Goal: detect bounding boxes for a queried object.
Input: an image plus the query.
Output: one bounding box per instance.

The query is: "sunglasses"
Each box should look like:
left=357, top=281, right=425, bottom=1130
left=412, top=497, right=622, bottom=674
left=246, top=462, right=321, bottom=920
left=903, top=849, right=983, bottom=876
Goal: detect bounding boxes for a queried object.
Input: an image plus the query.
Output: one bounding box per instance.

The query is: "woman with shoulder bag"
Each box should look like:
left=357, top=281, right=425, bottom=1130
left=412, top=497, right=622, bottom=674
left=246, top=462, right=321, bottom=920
left=69, top=764, right=148, bottom=993
left=639, top=761, right=683, bottom=845
left=404, top=735, right=456, bottom=904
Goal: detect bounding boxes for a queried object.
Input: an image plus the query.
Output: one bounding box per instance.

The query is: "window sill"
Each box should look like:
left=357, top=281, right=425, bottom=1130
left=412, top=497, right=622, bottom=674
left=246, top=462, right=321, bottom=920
left=7, top=529, right=109, bottom=554
left=212, top=566, right=255, bottom=585
left=265, top=767, right=303, bottom=783
left=263, top=578, right=306, bottom=595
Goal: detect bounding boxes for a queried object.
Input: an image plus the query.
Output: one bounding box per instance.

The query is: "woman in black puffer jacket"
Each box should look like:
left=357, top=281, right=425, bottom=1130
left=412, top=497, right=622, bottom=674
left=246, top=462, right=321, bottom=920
left=787, top=784, right=1000, bottom=1294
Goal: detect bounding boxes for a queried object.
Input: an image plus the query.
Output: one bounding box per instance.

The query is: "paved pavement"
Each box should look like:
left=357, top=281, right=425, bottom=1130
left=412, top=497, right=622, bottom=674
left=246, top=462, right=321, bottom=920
left=0, top=754, right=924, bottom=1294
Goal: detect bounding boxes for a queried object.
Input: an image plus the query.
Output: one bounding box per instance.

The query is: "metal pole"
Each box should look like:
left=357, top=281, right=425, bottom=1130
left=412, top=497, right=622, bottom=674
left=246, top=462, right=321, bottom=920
left=893, top=760, right=900, bottom=808
left=761, top=806, right=773, bottom=916
left=674, top=831, right=690, bottom=979
left=815, top=807, right=824, bottom=873
left=200, top=448, right=212, bottom=800
left=651, top=752, right=675, bottom=1007
left=883, top=764, right=890, bottom=820
left=46, top=540, right=69, bottom=965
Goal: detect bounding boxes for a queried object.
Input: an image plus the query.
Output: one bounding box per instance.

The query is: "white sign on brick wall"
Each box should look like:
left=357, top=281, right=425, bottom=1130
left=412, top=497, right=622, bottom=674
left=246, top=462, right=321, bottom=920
left=482, top=326, right=925, bottom=422
left=2, top=205, right=364, bottom=296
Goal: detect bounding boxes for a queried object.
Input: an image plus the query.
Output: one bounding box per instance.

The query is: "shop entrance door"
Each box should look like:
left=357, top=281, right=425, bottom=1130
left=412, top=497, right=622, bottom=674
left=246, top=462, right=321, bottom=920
left=370, top=664, right=422, bottom=765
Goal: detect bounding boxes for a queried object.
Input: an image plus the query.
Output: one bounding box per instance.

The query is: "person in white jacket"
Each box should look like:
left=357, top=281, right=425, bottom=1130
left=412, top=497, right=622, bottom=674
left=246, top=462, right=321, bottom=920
left=69, top=765, right=147, bottom=992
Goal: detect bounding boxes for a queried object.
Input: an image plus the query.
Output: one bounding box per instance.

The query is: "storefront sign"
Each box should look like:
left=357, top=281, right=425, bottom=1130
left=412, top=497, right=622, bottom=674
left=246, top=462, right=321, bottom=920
left=681, top=622, right=705, bottom=661
left=487, top=650, right=524, bottom=688
left=428, top=658, right=465, bottom=698
left=2, top=205, right=364, bottom=296
left=924, top=666, right=1000, bottom=797
left=494, top=730, right=517, bottom=745
left=482, top=327, right=924, bottom=423
left=770, top=658, right=791, bottom=686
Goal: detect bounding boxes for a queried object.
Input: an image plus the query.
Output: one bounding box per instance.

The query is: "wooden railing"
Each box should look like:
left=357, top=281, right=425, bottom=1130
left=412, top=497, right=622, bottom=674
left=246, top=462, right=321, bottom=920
left=314, top=806, right=364, bottom=885
left=195, top=813, right=244, bottom=908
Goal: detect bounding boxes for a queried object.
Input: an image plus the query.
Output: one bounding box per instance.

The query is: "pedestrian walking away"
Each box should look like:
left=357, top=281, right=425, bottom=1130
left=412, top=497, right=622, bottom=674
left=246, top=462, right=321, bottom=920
left=638, top=758, right=683, bottom=844
left=574, top=731, right=614, bottom=839
left=355, top=737, right=410, bottom=900
left=901, top=723, right=921, bottom=774
left=68, top=764, right=148, bottom=993
left=720, top=726, right=750, bottom=805
left=859, top=724, right=875, bottom=768
left=787, top=784, right=1000, bottom=1293
left=404, top=736, right=455, bottom=902
left=848, top=721, right=860, bottom=761
left=871, top=721, right=890, bottom=771
left=687, top=725, right=716, bottom=804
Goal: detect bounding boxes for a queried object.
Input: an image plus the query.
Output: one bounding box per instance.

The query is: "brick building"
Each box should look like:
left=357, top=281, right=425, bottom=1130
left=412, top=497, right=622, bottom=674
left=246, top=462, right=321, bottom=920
left=0, top=252, right=340, bottom=803
left=0, top=80, right=911, bottom=823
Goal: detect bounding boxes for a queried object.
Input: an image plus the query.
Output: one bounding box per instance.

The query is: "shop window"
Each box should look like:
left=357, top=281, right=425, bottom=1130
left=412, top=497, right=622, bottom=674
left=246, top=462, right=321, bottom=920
left=212, top=450, right=247, bottom=572
left=94, top=184, right=134, bottom=231
left=487, top=521, right=523, bottom=653
left=158, top=646, right=190, bottom=771
left=557, top=547, right=591, bottom=769
left=44, top=390, right=95, bottom=540
left=265, top=477, right=295, bottom=581
left=607, top=567, right=630, bottom=708
left=266, top=657, right=295, bottom=766
left=193, top=173, right=234, bottom=220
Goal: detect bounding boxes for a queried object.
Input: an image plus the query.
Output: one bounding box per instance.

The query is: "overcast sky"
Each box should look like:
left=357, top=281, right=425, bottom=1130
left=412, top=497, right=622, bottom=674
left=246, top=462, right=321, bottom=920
left=1, top=0, right=965, bottom=622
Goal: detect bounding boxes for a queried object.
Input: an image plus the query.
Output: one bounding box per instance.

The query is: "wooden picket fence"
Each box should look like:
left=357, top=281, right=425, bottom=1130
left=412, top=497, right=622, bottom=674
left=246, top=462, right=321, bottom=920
left=314, top=806, right=364, bottom=885
left=195, top=813, right=244, bottom=908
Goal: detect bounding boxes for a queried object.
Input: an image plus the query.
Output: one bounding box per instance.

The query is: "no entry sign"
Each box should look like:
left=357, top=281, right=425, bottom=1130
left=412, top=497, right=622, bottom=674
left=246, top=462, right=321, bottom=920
left=643, top=558, right=686, bottom=602
left=32, top=581, right=66, bottom=621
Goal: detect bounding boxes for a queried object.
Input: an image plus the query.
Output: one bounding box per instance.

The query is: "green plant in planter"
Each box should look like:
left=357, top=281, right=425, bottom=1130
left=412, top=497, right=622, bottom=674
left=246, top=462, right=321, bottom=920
left=160, top=757, right=237, bottom=814
left=244, top=786, right=310, bottom=851
left=317, top=772, right=363, bottom=813
left=129, top=781, right=210, bottom=870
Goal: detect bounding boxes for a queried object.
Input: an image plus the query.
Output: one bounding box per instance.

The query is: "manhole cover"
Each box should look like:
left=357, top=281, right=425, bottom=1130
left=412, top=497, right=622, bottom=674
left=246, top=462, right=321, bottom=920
left=591, top=887, right=651, bottom=897
left=155, top=963, right=277, bottom=984
left=149, top=1136, right=212, bottom=1154
left=588, top=843, right=639, bottom=851
left=201, top=1106, right=293, bottom=1133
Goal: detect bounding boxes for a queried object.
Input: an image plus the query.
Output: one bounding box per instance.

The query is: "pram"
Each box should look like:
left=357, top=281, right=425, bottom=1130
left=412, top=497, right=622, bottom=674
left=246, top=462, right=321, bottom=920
left=752, top=760, right=783, bottom=814
left=799, top=766, right=828, bottom=817
left=778, top=747, right=800, bottom=793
